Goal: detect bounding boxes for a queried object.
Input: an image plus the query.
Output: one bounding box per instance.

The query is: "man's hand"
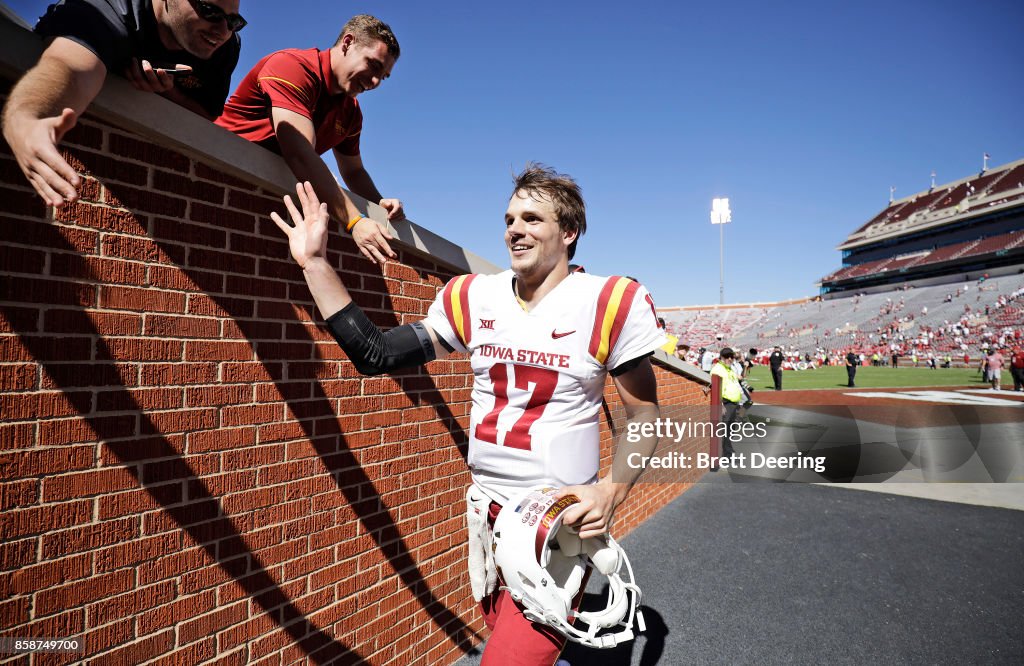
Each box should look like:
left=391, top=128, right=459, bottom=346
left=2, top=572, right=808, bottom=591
left=554, top=481, right=627, bottom=540
left=270, top=181, right=329, bottom=269
left=378, top=197, right=405, bottom=221
left=123, top=59, right=189, bottom=94
left=3, top=107, right=81, bottom=207
left=351, top=218, right=397, bottom=265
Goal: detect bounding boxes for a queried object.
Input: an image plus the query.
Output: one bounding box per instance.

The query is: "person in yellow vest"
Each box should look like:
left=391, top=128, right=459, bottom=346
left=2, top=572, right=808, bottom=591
left=710, top=347, right=743, bottom=467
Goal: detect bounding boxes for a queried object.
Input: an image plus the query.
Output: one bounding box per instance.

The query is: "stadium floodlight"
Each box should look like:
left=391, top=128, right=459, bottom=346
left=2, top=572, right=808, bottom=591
left=710, top=198, right=731, bottom=305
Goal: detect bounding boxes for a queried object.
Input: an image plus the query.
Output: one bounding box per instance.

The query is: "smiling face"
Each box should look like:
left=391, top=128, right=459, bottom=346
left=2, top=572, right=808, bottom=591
left=156, top=0, right=238, bottom=59
left=505, top=189, right=576, bottom=283
left=333, top=35, right=395, bottom=97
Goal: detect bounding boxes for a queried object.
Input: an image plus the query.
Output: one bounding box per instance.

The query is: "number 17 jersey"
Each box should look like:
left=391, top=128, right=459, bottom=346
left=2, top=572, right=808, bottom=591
left=424, top=270, right=665, bottom=503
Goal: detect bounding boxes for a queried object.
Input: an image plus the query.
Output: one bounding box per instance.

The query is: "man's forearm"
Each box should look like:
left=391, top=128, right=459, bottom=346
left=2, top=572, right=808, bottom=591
left=278, top=140, right=360, bottom=225
left=301, top=257, right=353, bottom=319
left=339, top=166, right=383, bottom=205
left=604, top=404, right=661, bottom=497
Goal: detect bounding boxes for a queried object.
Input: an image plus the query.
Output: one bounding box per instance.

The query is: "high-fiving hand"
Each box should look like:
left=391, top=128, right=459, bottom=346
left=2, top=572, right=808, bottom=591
left=270, top=181, right=330, bottom=269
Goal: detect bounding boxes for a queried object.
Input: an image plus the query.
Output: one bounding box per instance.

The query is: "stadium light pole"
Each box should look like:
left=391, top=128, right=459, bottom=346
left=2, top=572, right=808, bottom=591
left=710, top=198, right=732, bottom=305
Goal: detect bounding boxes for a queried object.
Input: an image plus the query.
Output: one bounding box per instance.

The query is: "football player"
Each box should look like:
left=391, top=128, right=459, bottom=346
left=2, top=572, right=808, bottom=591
left=272, top=165, right=663, bottom=663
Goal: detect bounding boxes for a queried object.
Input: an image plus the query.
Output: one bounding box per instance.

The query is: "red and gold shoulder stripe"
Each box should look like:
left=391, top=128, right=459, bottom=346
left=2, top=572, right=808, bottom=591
left=589, top=276, right=640, bottom=365
left=442, top=274, right=478, bottom=347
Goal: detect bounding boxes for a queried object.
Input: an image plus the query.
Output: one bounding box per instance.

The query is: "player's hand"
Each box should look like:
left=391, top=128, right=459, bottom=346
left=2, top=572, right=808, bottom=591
left=378, top=197, right=405, bottom=221
left=3, top=107, right=81, bottom=207
left=555, top=482, right=626, bottom=540
left=351, top=217, right=397, bottom=265
left=270, top=181, right=329, bottom=269
left=123, top=59, right=186, bottom=93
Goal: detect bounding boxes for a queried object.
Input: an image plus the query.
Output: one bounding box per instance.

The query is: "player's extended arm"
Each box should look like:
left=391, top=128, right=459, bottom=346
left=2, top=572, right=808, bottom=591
left=556, top=357, right=660, bottom=539
left=271, top=182, right=449, bottom=373
left=1, top=37, right=106, bottom=206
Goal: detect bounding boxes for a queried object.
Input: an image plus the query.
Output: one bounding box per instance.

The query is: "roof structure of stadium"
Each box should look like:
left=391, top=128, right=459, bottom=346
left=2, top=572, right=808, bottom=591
left=820, top=157, right=1024, bottom=295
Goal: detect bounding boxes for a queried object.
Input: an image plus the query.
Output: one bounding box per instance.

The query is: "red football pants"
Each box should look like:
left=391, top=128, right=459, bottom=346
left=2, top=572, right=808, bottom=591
left=479, top=501, right=588, bottom=666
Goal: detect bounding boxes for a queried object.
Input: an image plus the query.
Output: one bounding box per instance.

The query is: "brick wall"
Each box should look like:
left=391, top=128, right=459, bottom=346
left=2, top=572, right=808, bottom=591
left=0, top=84, right=709, bottom=663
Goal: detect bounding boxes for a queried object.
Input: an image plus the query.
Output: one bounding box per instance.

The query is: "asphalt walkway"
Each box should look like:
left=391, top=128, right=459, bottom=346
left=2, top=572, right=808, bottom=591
left=456, top=477, right=1024, bottom=665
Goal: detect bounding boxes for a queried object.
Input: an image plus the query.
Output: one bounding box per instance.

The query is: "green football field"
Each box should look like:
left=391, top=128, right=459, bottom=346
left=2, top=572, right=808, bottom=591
left=743, top=364, right=1014, bottom=391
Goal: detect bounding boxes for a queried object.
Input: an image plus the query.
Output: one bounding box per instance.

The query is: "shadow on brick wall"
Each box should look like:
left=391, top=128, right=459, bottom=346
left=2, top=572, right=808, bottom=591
left=1, top=134, right=481, bottom=660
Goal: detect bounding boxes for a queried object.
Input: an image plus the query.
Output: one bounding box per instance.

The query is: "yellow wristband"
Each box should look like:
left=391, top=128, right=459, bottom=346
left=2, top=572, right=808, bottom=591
left=345, top=214, right=364, bottom=232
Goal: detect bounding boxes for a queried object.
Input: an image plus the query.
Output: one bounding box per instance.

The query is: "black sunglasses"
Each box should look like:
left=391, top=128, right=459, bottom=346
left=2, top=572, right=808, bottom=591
left=192, top=0, right=247, bottom=32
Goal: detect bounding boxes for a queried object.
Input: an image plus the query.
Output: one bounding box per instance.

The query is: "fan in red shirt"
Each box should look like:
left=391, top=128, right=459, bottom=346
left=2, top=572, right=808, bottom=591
left=216, top=14, right=402, bottom=265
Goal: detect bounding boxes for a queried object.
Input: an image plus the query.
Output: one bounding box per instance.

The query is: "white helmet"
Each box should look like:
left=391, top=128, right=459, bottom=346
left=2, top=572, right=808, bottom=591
left=491, top=487, right=646, bottom=649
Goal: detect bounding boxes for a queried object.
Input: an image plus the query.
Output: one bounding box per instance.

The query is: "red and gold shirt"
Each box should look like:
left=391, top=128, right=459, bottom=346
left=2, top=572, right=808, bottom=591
left=215, top=48, right=362, bottom=156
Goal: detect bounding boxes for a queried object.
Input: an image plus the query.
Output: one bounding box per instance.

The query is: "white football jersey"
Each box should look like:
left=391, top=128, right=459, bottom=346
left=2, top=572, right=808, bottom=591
left=425, top=270, right=665, bottom=502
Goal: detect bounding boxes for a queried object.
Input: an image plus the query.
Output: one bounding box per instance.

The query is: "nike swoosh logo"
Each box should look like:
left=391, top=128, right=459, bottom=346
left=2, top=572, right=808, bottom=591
left=551, top=330, right=576, bottom=339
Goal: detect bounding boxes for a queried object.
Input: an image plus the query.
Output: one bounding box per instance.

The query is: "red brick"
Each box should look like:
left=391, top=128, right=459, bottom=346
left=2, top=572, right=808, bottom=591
left=50, top=254, right=147, bottom=285
left=0, top=244, right=47, bottom=275
left=79, top=617, right=133, bottom=659
left=0, top=186, right=48, bottom=217
left=187, top=292, right=254, bottom=318
left=152, top=169, right=226, bottom=204
left=40, top=362, right=139, bottom=390
left=97, top=485, right=181, bottom=520
left=0, top=500, right=92, bottom=541
left=100, top=285, right=186, bottom=313
left=187, top=426, right=255, bottom=453
left=62, top=121, right=104, bottom=151
left=0, top=480, right=37, bottom=513
left=96, top=386, right=182, bottom=411
left=94, top=628, right=174, bottom=664
left=41, top=466, right=138, bottom=502
left=39, top=414, right=137, bottom=444
left=52, top=199, right=146, bottom=234
left=74, top=148, right=150, bottom=185
left=140, top=407, right=216, bottom=435
left=0, top=363, right=36, bottom=389
left=195, top=162, right=249, bottom=187
left=0, top=597, right=30, bottom=630
left=108, top=132, right=189, bottom=172
left=183, top=340, right=253, bottom=361
left=189, top=201, right=256, bottom=232
left=100, top=234, right=161, bottom=262
left=0, top=276, right=97, bottom=308
left=0, top=306, right=40, bottom=335
left=139, top=362, right=217, bottom=386
left=0, top=392, right=88, bottom=421
left=0, top=539, right=36, bottom=571
left=220, top=403, right=282, bottom=428
left=221, top=361, right=280, bottom=383
left=44, top=309, right=142, bottom=336
left=10, top=553, right=91, bottom=595
left=0, top=445, right=94, bottom=478
left=42, top=517, right=139, bottom=560
left=178, top=600, right=247, bottom=645
left=106, top=337, right=183, bottom=361
left=152, top=216, right=228, bottom=248
left=147, top=264, right=224, bottom=292
left=224, top=274, right=287, bottom=299
left=229, top=231, right=289, bottom=257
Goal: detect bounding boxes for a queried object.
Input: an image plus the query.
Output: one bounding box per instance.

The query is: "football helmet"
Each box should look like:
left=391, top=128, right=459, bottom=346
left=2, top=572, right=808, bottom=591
left=491, top=487, right=645, bottom=649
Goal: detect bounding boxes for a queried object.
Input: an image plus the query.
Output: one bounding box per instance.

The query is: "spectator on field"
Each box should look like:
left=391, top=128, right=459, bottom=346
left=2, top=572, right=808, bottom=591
left=986, top=349, right=1004, bottom=391
left=216, top=14, right=402, bottom=264
left=700, top=347, right=715, bottom=373
left=769, top=345, right=784, bottom=390
left=2, top=0, right=244, bottom=207
left=1010, top=347, right=1024, bottom=392
left=845, top=350, right=858, bottom=388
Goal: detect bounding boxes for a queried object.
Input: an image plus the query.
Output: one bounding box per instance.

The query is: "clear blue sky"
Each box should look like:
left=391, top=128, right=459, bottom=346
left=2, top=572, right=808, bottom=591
left=10, top=0, right=1024, bottom=306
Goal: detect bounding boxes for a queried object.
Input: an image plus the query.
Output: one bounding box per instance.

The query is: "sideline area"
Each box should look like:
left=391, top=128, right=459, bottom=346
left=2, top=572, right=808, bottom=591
left=458, top=477, right=1024, bottom=665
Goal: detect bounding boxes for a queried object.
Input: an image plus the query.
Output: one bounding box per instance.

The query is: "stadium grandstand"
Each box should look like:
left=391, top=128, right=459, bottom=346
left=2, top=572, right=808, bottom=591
left=821, top=157, right=1024, bottom=295
left=661, top=158, right=1024, bottom=367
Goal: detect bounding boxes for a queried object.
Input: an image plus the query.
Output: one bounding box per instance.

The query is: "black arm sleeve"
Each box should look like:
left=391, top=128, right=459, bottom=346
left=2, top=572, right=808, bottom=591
left=609, top=351, right=654, bottom=377
left=325, top=302, right=436, bottom=376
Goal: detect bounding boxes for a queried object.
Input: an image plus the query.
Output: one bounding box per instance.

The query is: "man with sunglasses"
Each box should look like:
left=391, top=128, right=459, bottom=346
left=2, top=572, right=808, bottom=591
left=215, top=15, right=403, bottom=266
left=2, top=0, right=244, bottom=207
